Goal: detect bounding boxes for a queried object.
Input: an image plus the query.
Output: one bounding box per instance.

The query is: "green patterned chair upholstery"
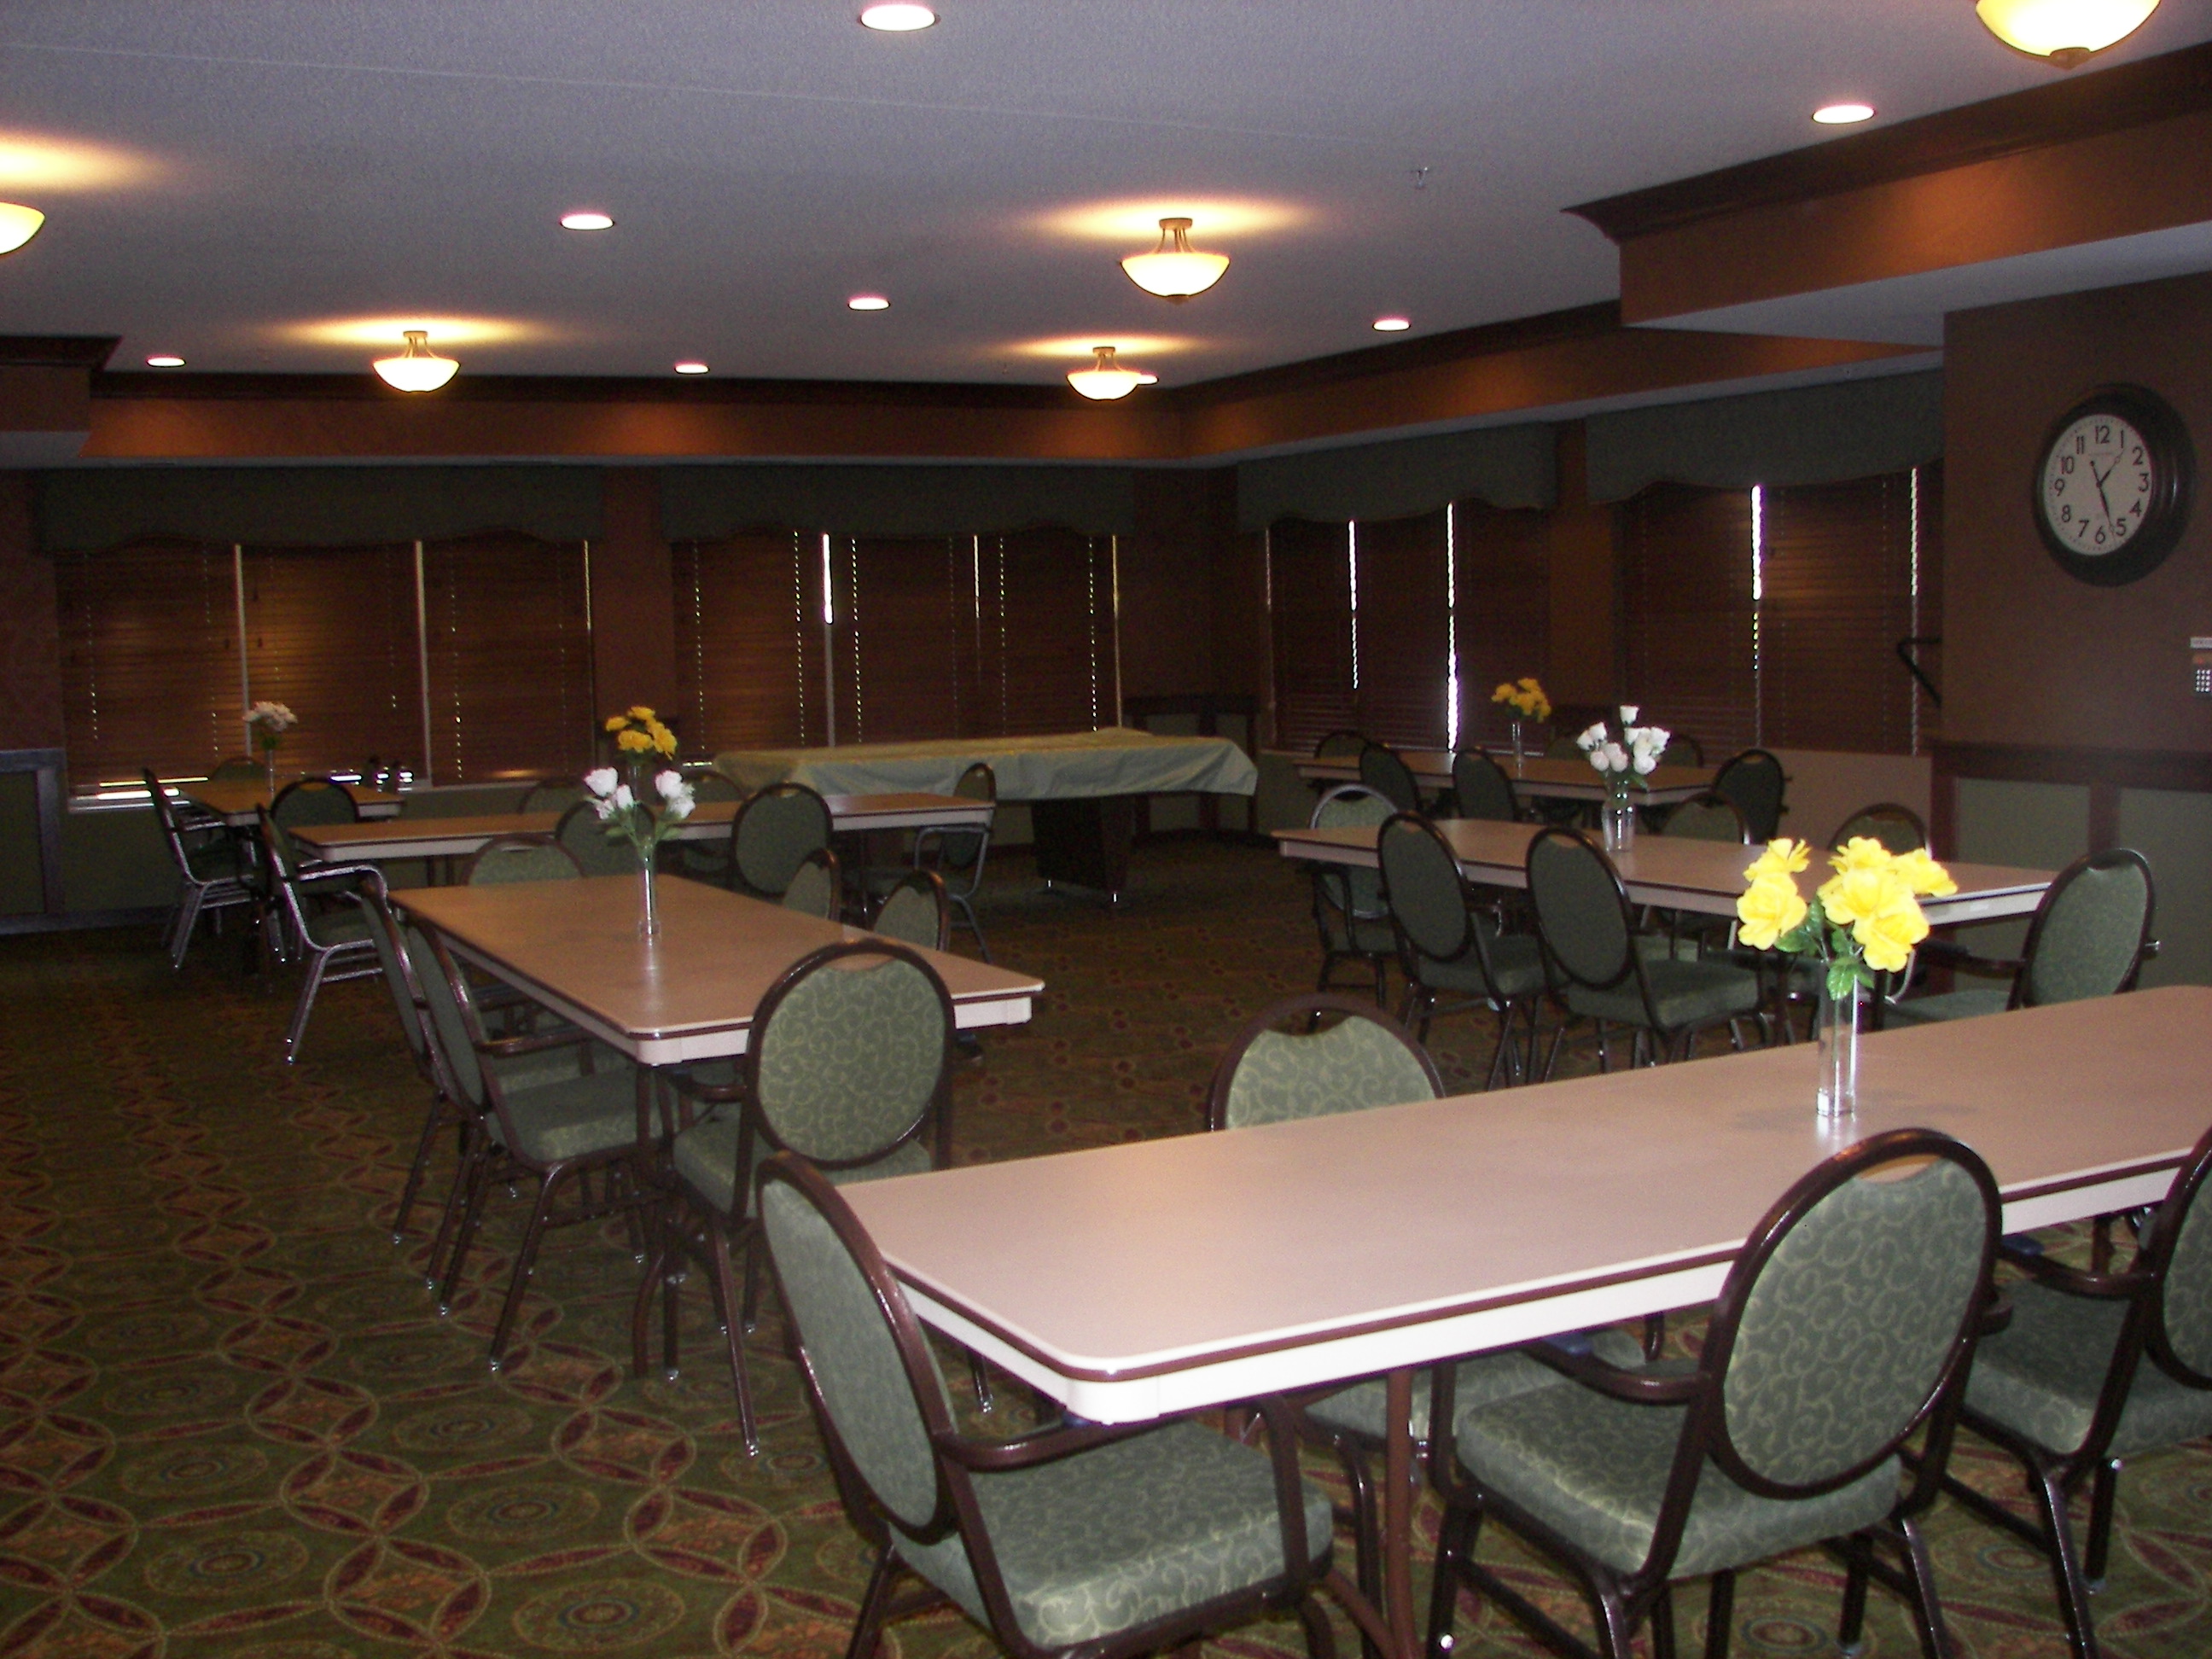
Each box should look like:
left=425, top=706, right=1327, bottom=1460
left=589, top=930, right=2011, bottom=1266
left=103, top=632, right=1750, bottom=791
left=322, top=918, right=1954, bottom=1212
left=1305, top=784, right=1397, bottom=1005
left=728, top=782, right=835, bottom=903
left=1379, top=812, right=1547, bottom=1085
left=1891, top=847, right=2156, bottom=1026
left=517, top=777, right=589, bottom=815
left=463, top=834, right=583, bottom=884
left=666, top=768, right=745, bottom=881
left=146, top=766, right=256, bottom=971
left=1524, top=826, right=1761, bottom=1074
left=1659, top=792, right=1748, bottom=842
left=1830, top=801, right=1925, bottom=854
left=873, top=866, right=951, bottom=952
left=1429, top=1129, right=2001, bottom=1659
left=1449, top=749, right=1519, bottom=823
left=757, top=1155, right=1339, bottom=1659
left=402, top=919, right=643, bottom=1370
left=1941, top=1126, right=2212, bottom=1659
left=256, top=805, right=383, bottom=1062
left=639, top=940, right=956, bottom=1452
left=554, top=798, right=639, bottom=877
left=1711, top=748, right=1787, bottom=841
left=1357, top=742, right=1421, bottom=813
left=780, top=845, right=843, bottom=921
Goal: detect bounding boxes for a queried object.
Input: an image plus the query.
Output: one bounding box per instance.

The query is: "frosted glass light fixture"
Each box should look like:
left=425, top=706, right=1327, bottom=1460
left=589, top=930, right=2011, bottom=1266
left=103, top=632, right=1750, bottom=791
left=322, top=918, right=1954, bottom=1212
left=0, top=203, right=45, bottom=254
left=1067, top=346, right=1144, bottom=401
left=145, top=354, right=186, bottom=368
left=1812, top=103, right=1875, bottom=124
left=1976, top=0, right=2157, bottom=67
left=860, top=3, right=936, bottom=29
left=372, top=330, right=459, bottom=392
left=1121, top=218, right=1229, bottom=301
left=560, top=210, right=614, bottom=230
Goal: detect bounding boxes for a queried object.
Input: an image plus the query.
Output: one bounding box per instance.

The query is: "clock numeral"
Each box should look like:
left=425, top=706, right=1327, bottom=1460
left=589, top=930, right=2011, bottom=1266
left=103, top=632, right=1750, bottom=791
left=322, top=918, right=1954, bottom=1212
left=2060, top=454, right=2075, bottom=474
left=2113, top=518, right=2130, bottom=539
left=2052, top=476, right=2066, bottom=496
left=2139, top=473, right=2151, bottom=492
left=2075, top=520, right=2090, bottom=540
left=2095, top=527, right=2108, bottom=547
left=2133, top=446, right=2145, bottom=464
left=2094, top=422, right=2112, bottom=445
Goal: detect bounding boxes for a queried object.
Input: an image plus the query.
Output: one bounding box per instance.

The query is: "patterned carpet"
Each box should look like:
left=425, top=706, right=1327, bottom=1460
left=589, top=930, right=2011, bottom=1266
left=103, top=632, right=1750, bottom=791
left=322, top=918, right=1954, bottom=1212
left=3, top=838, right=2208, bottom=1659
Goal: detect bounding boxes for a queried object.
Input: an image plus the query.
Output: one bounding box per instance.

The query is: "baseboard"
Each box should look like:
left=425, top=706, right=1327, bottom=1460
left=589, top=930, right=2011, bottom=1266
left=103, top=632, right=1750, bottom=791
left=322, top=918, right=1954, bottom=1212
left=0, top=906, right=166, bottom=936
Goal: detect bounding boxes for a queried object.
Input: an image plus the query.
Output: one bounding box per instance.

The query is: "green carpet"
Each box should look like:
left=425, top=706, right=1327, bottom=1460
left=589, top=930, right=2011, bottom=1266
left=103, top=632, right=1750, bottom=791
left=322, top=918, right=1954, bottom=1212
left=3, top=840, right=2207, bottom=1658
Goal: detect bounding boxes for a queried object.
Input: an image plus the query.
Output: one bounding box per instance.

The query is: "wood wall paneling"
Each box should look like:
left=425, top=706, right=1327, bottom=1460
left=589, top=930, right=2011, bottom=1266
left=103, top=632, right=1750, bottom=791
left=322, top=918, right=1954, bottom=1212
left=591, top=468, right=678, bottom=731
left=1544, top=424, right=1616, bottom=708
left=0, top=474, right=63, bottom=749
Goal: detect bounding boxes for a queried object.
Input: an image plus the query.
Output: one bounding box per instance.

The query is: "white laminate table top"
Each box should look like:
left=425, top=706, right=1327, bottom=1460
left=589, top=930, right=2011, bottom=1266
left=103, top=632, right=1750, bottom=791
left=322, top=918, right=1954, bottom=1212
left=183, top=778, right=405, bottom=825
left=1297, top=752, right=1716, bottom=804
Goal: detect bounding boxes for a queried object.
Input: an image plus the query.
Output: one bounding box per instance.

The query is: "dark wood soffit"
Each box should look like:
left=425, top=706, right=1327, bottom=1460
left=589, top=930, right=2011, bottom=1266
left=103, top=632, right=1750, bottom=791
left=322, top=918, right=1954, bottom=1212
left=0, top=336, right=119, bottom=370
left=1572, top=39, right=2212, bottom=242
left=1932, top=739, right=2212, bottom=792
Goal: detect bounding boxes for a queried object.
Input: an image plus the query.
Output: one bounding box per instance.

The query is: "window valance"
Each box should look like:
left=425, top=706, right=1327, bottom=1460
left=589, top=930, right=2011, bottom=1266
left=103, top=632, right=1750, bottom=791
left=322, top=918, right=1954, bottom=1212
left=1236, top=422, right=1557, bottom=532
left=660, top=463, right=1137, bottom=540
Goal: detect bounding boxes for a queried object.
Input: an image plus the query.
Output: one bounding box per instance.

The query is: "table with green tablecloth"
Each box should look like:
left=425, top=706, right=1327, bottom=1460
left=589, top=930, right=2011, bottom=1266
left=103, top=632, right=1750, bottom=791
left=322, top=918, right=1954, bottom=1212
left=713, top=728, right=1259, bottom=903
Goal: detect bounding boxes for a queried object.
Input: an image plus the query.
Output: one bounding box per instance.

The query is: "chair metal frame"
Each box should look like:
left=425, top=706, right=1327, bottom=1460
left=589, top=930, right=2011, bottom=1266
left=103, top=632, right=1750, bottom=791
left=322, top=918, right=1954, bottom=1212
left=872, top=865, right=952, bottom=952
left=1910, top=846, right=2158, bottom=1015
left=1306, top=783, right=1397, bottom=1007
left=910, top=760, right=997, bottom=960
left=726, top=780, right=835, bottom=901
left=1426, top=1128, right=2002, bottom=1659
left=145, top=767, right=258, bottom=969
left=256, top=805, right=384, bottom=1062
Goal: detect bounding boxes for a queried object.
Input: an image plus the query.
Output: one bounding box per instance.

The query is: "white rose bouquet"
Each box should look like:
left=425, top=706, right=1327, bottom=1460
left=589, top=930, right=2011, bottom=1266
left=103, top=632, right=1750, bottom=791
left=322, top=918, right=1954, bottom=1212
left=583, top=765, right=696, bottom=864
left=1575, top=704, right=1670, bottom=806
left=245, top=701, right=297, bottom=757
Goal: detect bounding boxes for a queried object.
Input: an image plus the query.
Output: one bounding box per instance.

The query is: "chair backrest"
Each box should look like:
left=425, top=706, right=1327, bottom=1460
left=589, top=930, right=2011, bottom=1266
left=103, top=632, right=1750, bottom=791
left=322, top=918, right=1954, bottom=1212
left=209, top=755, right=264, bottom=782
left=1695, top=1130, right=1997, bottom=1513
left=781, top=846, right=842, bottom=920
left=1207, top=992, right=1442, bottom=1130
left=1313, top=728, right=1368, bottom=759
left=2139, top=1125, right=2212, bottom=1393
left=254, top=805, right=307, bottom=900
left=1543, top=732, right=1586, bottom=760
left=143, top=768, right=192, bottom=870
left=271, top=777, right=359, bottom=830
left=1451, top=750, right=1517, bottom=822
left=465, top=834, right=583, bottom=884
left=555, top=799, right=638, bottom=876
left=1712, top=748, right=1787, bottom=841
left=1310, top=784, right=1392, bottom=920
left=1660, top=735, right=1705, bottom=769
left=1830, top=801, right=1926, bottom=854
left=1377, top=812, right=1474, bottom=966
left=518, top=777, right=589, bottom=815
left=745, top=940, right=953, bottom=1168
left=2018, top=847, right=2157, bottom=1009
left=1524, top=827, right=1634, bottom=990
left=874, top=867, right=950, bottom=952
left=1358, top=742, right=1421, bottom=813
left=731, top=783, right=834, bottom=899
left=758, top=1154, right=955, bottom=1535
left=684, top=768, right=745, bottom=804
left=1662, top=791, right=1749, bottom=843
left=358, top=886, right=436, bottom=1079
left=935, top=762, right=996, bottom=871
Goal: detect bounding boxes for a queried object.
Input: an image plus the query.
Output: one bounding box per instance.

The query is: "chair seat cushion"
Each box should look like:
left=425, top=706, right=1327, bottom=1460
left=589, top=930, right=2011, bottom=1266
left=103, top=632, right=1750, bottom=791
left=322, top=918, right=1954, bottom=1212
left=1306, top=1329, right=1645, bottom=1441
left=1888, top=989, right=2011, bottom=1025
left=303, top=907, right=372, bottom=950
left=1458, top=1377, right=1900, bottom=1578
left=184, top=840, right=247, bottom=882
left=1966, top=1280, right=2212, bottom=1459
left=1414, top=933, right=1546, bottom=1000
left=903, top=1420, right=1332, bottom=1649
left=672, top=1109, right=933, bottom=1217
left=485, top=1039, right=626, bottom=1096
left=1564, top=958, right=1761, bottom=1032
left=493, top=1068, right=643, bottom=1166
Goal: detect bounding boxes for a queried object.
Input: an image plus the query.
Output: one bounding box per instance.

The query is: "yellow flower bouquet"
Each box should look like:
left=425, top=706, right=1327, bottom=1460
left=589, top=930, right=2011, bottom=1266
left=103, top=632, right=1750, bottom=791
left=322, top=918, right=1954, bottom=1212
left=1736, top=835, right=1956, bottom=999
left=605, top=705, right=678, bottom=762
left=1490, top=677, right=1551, bottom=723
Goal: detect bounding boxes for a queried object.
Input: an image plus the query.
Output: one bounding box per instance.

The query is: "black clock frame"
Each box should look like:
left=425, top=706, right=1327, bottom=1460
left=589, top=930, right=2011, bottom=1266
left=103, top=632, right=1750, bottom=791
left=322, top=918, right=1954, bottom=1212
left=2032, top=382, right=2196, bottom=588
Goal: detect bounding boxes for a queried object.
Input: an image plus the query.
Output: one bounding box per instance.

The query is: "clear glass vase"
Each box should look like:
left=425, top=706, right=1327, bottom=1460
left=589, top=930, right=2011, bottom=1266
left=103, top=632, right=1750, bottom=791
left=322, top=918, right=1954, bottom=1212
left=264, top=748, right=277, bottom=795
left=1816, top=979, right=1860, bottom=1119
left=1509, top=720, right=1525, bottom=771
left=1601, top=796, right=1636, bottom=851
left=638, top=859, right=661, bottom=940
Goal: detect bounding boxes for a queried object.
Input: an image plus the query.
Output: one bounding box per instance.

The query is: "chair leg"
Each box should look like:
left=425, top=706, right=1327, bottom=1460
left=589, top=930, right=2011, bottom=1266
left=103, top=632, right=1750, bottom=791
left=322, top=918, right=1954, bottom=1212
left=1335, top=1441, right=1387, bottom=1659
left=1837, top=1532, right=1871, bottom=1655
left=843, top=1542, right=904, bottom=1659
left=1703, top=1569, right=1735, bottom=1659
left=487, top=1168, right=567, bottom=1371
left=1650, top=1584, right=1678, bottom=1659
left=283, top=947, right=332, bottom=1062
left=704, top=1214, right=760, bottom=1455
left=1895, top=1514, right=1957, bottom=1659
left=169, top=885, right=206, bottom=969
left=437, top=1146, right=495, bottom=1313
left=2084, top=1457, right=2122, bottom=1587
left=1484, top=1003, right=1516, bottom=1091
left=1423, top=1499, right=1478, bottom=1658
left=1295, top=1586, right=1339, bottom=1659
left=392, top=1097, right=455, bottom=1245
left=2025, top=1461, right=2102, bottom=1659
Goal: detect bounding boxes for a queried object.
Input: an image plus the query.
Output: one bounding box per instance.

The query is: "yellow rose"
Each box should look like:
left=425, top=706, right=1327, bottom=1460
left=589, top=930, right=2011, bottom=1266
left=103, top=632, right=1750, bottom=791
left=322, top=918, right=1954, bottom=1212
left=1892, top=847, right=1957, bottom=897
left=1493, top=682, right=1515, bottom=702
left=1519, top=678, right=1540, bottom=692
left=1743, top=837, right=1812, bottom=883
left=604, top=714, right=626, bottom=732
left=615, top=728, right=652, bottom=753
left=1818, top=864, right=1911, bottom=928
left=1828, top=836, right=1894, bottom=877
left=649, top=721, right=678, bottom=756
left=627, top=705, right=655, bottom=721
left=1736, top=871, right=1808, bottom=950
left=1853, top=894, right=1930, bottom=974
left=1534, top=697, right=1551, bottom=719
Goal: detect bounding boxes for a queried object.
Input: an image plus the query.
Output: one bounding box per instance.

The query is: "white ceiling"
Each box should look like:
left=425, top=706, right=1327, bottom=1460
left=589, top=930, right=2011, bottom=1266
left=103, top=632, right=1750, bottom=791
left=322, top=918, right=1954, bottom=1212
left=1, top=1, right=2207, bottom=389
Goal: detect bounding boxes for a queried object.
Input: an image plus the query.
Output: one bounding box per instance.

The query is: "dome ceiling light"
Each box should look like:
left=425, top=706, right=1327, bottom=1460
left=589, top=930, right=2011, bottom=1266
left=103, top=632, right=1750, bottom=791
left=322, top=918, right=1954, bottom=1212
left=1121, top=218, right=1229, bottom=302
left=1067, top=345, right=1154, bottom=401
left=145, top=354, right=185, bottom=367
left=860, top=4, right=937, bottom=31
left=560, top=210, right=614, bottom=230
left=1975, top=0, right=2157, bottom=67
left=1372, top=316, right=1411, bottom=332
left=373, top=329, right=460, bottom=392
left=1812, top=102, right=1876, bottom=124
left=0, top=203, right=45, bottom=254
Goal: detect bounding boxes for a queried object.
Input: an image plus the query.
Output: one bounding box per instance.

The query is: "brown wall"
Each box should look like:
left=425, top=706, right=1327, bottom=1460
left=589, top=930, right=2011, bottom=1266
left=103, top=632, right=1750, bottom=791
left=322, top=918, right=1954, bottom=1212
left=1121, top=469, right=1231, bottom=703
left=1942, top=271, right=2212, bottom=751
left=0, top=473, right=63, bottom=750
left=1545, top=423, right=1616, bottom=707
left=590, top=469, right=678, bottom=726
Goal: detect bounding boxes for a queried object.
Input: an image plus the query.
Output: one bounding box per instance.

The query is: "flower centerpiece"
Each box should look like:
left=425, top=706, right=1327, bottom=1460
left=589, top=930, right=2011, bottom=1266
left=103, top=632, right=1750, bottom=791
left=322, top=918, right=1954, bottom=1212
left=1490, top=677, right=1551, bottom=765
left=589, top=707, right=692, bottom=939
left=245, top=701, right=298, bottom=790
left=1574, top=705, right=1668, bottom=849
left=1736, top=835, right=1957, bottom=1116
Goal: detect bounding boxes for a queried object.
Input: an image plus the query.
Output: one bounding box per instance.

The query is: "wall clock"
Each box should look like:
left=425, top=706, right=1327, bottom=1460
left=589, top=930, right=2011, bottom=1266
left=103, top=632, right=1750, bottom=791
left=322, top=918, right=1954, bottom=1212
left=2033, top=383, right=2195, bottom=586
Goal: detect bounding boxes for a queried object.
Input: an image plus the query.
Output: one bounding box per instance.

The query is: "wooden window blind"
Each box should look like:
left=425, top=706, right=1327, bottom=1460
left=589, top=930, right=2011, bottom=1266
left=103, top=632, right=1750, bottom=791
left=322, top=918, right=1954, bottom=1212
left=673, top=533, right=821, bottom=751
left=1267, top=520, right=1355, bottom=754
left=1760, top=474, right=1919, bottom=754
left=1910, top=463, right=1943, bottom=748
left=1450, top=500, right=1551, bottom=748
left=240, top=544, right=419, bottom=777
left=973, top=528, right=1108, bottom=737
left=421, top=533, right=594, bottom=783
left=55, top=540, right=240, bottom=790
left=836, top=536, right=965, bottom=743
left=1619, top=484, right=1757, bottom=756
left=1350, top=509, right=1450, bottom=748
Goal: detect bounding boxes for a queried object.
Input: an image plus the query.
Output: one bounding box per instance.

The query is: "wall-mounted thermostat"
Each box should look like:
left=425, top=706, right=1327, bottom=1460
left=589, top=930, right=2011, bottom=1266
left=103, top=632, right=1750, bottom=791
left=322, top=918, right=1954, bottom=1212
left=2192, top=637, right=2212, bottom=696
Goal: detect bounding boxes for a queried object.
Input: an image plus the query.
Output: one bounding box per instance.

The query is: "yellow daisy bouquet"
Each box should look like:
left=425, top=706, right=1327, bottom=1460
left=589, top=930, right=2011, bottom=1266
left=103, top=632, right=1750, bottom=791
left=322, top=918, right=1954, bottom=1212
left=1737, top=836, right=1957, bottom=998
left=1491, top=677, right=1551, bottom=723
left=605, top=705, right=678, bottom=762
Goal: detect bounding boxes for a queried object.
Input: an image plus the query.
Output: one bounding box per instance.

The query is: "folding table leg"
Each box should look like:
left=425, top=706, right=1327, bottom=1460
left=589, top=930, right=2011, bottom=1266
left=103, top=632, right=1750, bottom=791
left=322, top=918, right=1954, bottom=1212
left=1382, top=1366, right=1418, bottom=1659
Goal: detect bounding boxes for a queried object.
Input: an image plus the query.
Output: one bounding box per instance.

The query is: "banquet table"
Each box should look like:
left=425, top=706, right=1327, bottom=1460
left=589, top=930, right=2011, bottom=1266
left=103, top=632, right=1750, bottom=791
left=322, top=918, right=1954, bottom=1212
left=717, top=729, right=1258, bottom=902
left=1295, top=749, right=1717, bottom=806
left=845, top=985, right=2212, bottom=1659
left=1275, top=816, right=2053, bottom=924
left=183, top=777, right=405, bottom=825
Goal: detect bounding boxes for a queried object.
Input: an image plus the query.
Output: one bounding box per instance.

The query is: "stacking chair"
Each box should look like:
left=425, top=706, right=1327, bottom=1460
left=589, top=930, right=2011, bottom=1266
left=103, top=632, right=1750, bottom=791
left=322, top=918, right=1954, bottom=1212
left=728, top=782, right=834, bottom=903
left=756, top=1154, right=1340, bottom=1659
left=915, top=761, right=996, bottom=959
left=145, top=767, right=256, bottom=969
left=1377, top=812, right=1547, bottom=1086
left=1890, top=847, right=2157, bottom=1025
left=360, top=887, right=460, bottom=1258
left=637, top=940, right=957, bottom=1452
left=209, top=754, right=265, bottom=781
left=1313, top=728, right=1368, bottom=760
left=1304, top=784, right=1396, bottom=1004
left=554, top=799, right=638, bottom=876
left=1659, top=734, right=1705, bottom=769
left=667, top=768, right=746, bottom=881
left=1659, top=791, right=1748, bottom=842
left=517, top=776, right=588, bottom=815
left=1358, top=742, right=1422, bottom=813
left=1831, top=800, right=1926, bottom=853
left=1941, top=1125, right=2212, bottom=1659
left=1525, top=826, right=1761, bottom=1072
left=463, top=834, right=582, bottom=884
left=780, top=845, right=842, bottom=920
left=409, top=920, right=643, bottom=1369
left=256, top=806, right=383, bottom=1062
left=1711, top=748, right=1787, bottom=841
left=872, top=867, right=952, bottom=952
left=269, top=775, right=361, bottom=836
left=1448, top=749, right=1518, bottom=822
left=1426, top=1128, right=2001, bottom=1659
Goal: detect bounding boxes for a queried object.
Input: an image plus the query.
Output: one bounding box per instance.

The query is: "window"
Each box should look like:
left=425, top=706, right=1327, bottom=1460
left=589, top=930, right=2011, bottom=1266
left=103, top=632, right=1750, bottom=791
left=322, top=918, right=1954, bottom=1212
left=1266, top=520, right=1355, bottom=754
left=673, top=532, right=822, bottom=751
left=837, top=536, right=968, bottom=743
left=969, top=527, right=1111, bottom=737
left=1619, top=484, right=1760, bottom=754
left=241, top=544, right=418, bottom=777
left=421, top=533, right=596, bottom=783
left=1451, top=501, right=1551, bottom=748
left=1351, top=509, right=1452, bottom=748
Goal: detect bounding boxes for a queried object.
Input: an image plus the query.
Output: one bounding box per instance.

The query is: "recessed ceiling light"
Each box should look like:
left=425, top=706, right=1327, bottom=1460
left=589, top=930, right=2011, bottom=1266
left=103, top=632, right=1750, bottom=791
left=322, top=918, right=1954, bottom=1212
left=847, top=294, right=890, bottom=311
left=1373, top=316, right=1411, bottom=332
left=560, top=210, right=614, bottom=230
left=144, top=354, right=185, bottom=368
left=859, top=3, right=936, bottom=30
left=1812, top=103, right=1876, bottom=125
left=673, top=361, right=709, bottom=375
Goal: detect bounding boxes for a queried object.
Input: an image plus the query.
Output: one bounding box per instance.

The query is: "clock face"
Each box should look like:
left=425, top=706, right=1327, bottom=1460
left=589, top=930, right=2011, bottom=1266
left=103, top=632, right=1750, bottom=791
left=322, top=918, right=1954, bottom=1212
left=2040, top=411, right=2154, bottom=557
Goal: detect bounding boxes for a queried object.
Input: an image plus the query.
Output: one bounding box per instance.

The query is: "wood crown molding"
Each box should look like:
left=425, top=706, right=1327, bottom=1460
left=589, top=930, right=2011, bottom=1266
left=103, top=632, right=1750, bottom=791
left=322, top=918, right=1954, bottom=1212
left=1571, top=40, right=2212, bottom=242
